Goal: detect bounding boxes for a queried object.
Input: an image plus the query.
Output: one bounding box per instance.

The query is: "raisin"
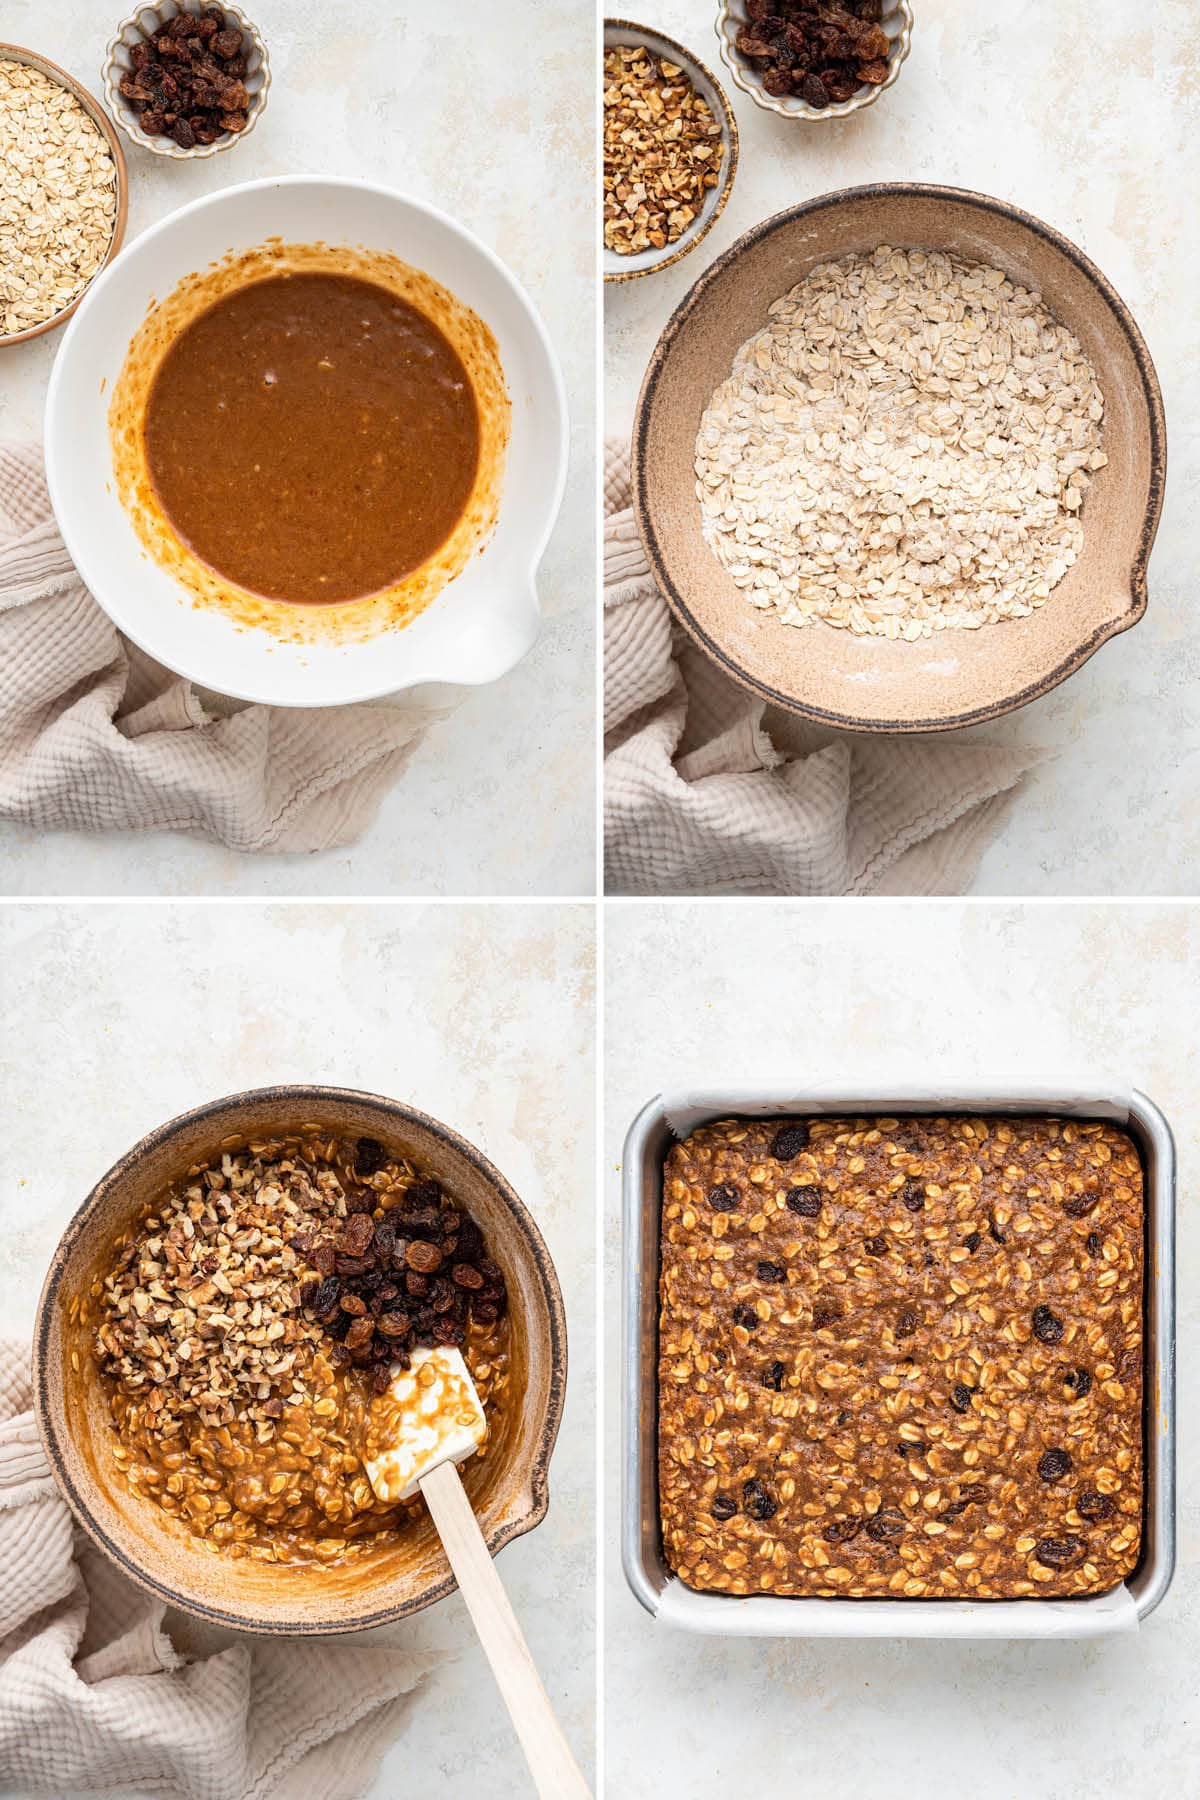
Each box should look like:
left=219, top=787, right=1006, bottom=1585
left=298, top=1278, right=319, bottom=1307
left=712, top=1495, right=737, bottom=1521
left=1063, top=1192, right=1099, bottom=1218
left=896, top=1439, right=924, bottom=1458
left=406, top=1240, right=443, bottom=1274
left=339, top=1293, right=367, bottom=1317
left=865, top=1509, right=905, bottom=1541
left=958, top=1482, right=988, bottom=1505
left=1037, top=1447, right=1072, bottom=1483
left=988, top=1215, right=1007, bottom=1245
left=430, top=1277, right=456, bottom=1314
left=405, top=1271, right=431, bottom=1298
left=812, top=1302, right=840, bottom=1331
left=404, top=1178, right=442, bottom=1210
left=896, top=1305, right=920, bottom=1338
left=335, top=1254, right=372, bottom=1277
left=733, top=1303, right=759, bottom=1329
left=709, top=1184, right=739, bottom=1212
left=1117, top=1346, right=1141, bottom=1381
left=902, top=1181, right=925, bottom=1212
left=1086, top=1232, right=1102, bottom=1258
left=473, top=1300, right=500, bottom=1324
left=742, top=1476, right=778, bottom=1521
left=377, top=1310, right=411, bottom=1338
left=457, top=1220, right=484, bottom=1260
left=344, top=1315, right=375, bottom=1352
left=835, top=1410, right=851, bottom=1427
left=823, top=1518, right=860, bottom=1544
left=1077, top=1491, right=1116, bottom=1522
left=452, top=1262, right=485, bottom=1289
left=938, top=1502, right=967, bottom=1520
left=1069, top=1367, right=1093, bottom=1398
left=963, top=1231, right=981, bottom=1254
left=756, top=1261, right=786, bottom=1283
left=1032, top=1305, right=1064, bottom=1344
left=800, top=73, right=829, bottom=106
left=863, top=1232, right=888, bottom=1257
left=770, top=1123, right=810, bottom=1160
left=950, top=1382, right=975, bottom=1413
left=786, top=1186, right=822, bottom=1217
left=433, top=1315, right=466, bottom=1347
left=354, top=1137, right=387, bottom=1176
left=339, top=1213, right=375, bottom=1257
left=311, top=1276, right=341, bottom=1318
left=762, top=67, right=792, bottom=95
left=1034, top=1535, right=1085, bottom=1569
left=762, top=1360, right=786, bottom=1391
left=371, top=1362, right=393, bottom=1393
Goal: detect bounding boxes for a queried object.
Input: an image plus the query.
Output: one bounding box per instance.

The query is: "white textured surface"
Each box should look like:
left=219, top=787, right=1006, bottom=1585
left=605, top=901, right=1199, bottom=1796
left=0, top=0, right=595, bottom=896
left=0, top=900, right=595, bottom=1795
left=606, top=0, right=1200, bottom=895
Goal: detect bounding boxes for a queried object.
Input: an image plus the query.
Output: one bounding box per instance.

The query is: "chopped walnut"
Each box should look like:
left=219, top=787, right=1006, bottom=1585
left=603, top=44, right=723, bottom=256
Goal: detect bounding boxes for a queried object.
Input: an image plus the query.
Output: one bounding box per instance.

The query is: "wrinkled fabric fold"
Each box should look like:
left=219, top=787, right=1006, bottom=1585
left=604, top=439, right=1046, bottom=895
left=0, top=443, right=456, bottom=853
left=0, top=1342, right=433, bottom=1799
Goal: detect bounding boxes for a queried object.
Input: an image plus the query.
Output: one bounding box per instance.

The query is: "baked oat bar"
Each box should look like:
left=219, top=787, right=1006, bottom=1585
left=658, top=1115, right=1144, bottom=1600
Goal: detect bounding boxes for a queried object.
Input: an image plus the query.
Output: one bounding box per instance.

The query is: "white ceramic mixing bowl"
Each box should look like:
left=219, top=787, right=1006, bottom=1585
left=44, top=175, right=568, bottom=707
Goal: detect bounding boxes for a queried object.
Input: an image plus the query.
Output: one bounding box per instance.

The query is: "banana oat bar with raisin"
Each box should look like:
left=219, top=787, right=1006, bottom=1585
left=658, top=1115, right=1143, bottom=1599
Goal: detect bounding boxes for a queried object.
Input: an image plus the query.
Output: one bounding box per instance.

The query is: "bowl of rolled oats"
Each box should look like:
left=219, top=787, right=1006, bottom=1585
left=604, top=20, right=738, bottom=283
left=0, top=47, right=126, bottom=346
left=33, top=1087, right=567, bottom=1633
left=634, top=183, right=1166, bottom=732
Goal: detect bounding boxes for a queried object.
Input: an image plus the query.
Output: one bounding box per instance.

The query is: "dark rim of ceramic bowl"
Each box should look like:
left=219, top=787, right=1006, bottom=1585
left=633, top=181, right=1168, bottom=734
left=33, top=1084, right=568, bottom=1635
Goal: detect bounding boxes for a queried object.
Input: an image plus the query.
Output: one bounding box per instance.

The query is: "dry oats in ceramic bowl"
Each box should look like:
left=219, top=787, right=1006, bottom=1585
left=0, top=47, right=126, bottom=345
left=34, top=1087, right=567, bottom=1634
left=634, top=183, right=1166, bottom=732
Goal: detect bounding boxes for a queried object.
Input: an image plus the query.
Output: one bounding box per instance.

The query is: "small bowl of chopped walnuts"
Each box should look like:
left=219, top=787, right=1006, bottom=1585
left=716, top=0, right=913, bottom=119
left=103, top=0, right=270, bottom=157
left=604, top=20, right=738, bottom=284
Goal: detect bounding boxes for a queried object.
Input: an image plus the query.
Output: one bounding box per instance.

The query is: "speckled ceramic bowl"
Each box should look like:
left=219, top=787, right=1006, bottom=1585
left=715, top=0, right=913, bottom=120
left=103, top=0, right=270, bottom=158
left=634, top=183, right=1166, bottom=733
left=33, top=1087, right=568, bottom=1635
left=604, top=19, right=738, bottom=285
left=0, top=45, right=127, bottom=346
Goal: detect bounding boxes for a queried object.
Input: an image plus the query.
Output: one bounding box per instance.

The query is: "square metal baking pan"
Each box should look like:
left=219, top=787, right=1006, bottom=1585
left=622, top=1084, right=1176, bottom=1638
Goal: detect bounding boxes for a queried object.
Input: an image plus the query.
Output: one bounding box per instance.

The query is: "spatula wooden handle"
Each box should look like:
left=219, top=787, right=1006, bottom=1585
left=419, top=1458, right=591, bottom=1799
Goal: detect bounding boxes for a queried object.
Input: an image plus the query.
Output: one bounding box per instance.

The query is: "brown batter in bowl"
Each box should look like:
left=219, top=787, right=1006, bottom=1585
left=143, top=271, right=481, bottom=606
left=109, top=239, right=510, bottom=645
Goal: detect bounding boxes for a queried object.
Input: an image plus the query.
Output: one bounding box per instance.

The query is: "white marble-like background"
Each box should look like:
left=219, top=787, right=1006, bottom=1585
left=606, top=0, right=1200, bottom=895
left=0, top=0, right=596, bottom=897
left=0, top=900, right=595, bottom=1795
left=605, top=901, right=1199, bottom=1796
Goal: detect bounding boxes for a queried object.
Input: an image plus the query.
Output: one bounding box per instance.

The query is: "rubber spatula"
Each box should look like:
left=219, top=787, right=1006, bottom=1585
left=364, top=1345, right=590, bottom=1799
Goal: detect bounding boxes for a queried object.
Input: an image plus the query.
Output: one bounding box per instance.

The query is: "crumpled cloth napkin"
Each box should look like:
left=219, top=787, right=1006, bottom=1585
left=604, top=440, right=1048, bottom=895
left=0, top=1341, right=434, bottom=1800
left=0, top=443, right=452, bottom=853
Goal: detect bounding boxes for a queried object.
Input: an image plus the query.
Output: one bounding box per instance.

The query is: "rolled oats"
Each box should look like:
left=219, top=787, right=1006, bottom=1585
left=0, top=60, right=117, bottom=337
left=695, top=247, right=1108, bottom=638
left=658, top=1115, right=1143, bottom=1599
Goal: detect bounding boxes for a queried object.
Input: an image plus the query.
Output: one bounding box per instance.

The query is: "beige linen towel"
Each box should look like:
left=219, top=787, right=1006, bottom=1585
left=604, top=440, right=1047, bottom=895
left=0, top=444, right=450, bottom=853
left=0, top=1341, right=434, bottom=1799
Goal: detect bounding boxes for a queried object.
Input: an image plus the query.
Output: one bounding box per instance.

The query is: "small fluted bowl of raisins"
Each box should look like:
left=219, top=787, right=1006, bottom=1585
left=716, top=0, right=913, bottom=120
left=103, top=0, right=270, bottom=158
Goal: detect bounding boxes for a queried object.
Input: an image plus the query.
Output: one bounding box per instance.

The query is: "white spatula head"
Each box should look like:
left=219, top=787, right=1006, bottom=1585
left=364, top=1345, right=488, bottom=1503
